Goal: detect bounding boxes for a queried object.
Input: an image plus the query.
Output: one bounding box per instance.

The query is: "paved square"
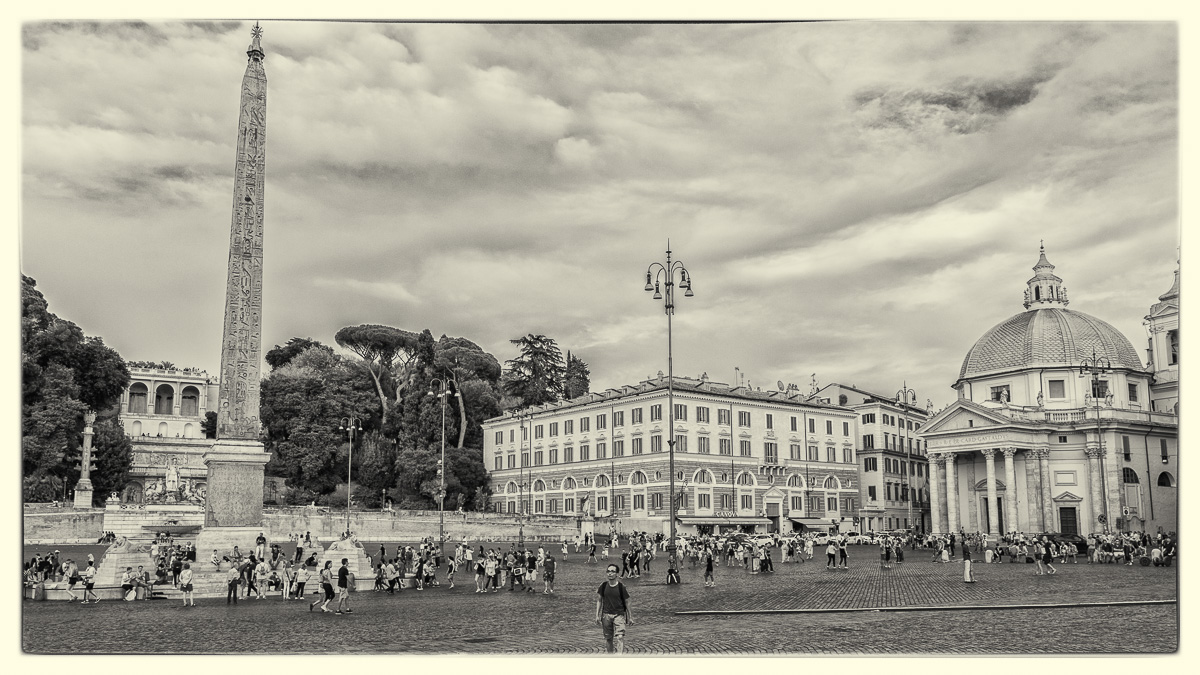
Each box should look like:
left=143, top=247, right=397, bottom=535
left=21, top=543, right=1177, bottom=654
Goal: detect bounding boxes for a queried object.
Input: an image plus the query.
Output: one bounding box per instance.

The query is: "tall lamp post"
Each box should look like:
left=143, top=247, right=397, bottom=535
left=429, top=378, right=461, bottom=557
left=338, top=416, right=364, bottom=536
left=1079, top=348, right=1112, bottom=532
left=895, top=383, right=917, bottom=533
left=514, top=409, right=533, bottom=550
left=644, top=242, right=694, bottom=579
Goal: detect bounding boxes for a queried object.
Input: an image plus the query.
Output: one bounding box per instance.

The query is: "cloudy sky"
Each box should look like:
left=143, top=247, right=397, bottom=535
left=19, top=20, right=1179, bottom=409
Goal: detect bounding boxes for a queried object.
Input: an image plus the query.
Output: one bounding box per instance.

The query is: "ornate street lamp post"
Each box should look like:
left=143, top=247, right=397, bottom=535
left=428, top=378, right=461, bottom=557
left=513, top=409, right=533, bottom=550
left=1079, top=348, right=1113, bottom=532
left=338, top=416, right=364, bottom=535
left=896, top=383, right=917, bottom=533
left=644, top=242, right=694, bottom=581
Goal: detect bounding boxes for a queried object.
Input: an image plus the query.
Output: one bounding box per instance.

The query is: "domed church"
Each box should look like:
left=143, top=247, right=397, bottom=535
left=918, top=246, right=1178, bottom=536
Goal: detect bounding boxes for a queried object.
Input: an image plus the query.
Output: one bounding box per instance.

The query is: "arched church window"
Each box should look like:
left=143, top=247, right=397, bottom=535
left=128, top=383, right=148, bottom=414
left=1122, top=468, right=1140, bottom=484
left=181, top=386, right=201, bottom=417
left=1157, top=472, right=1174, bottom=487
left=155, top=384, right=175, bottom=415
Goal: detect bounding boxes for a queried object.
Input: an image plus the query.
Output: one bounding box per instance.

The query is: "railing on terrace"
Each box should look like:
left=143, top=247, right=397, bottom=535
left=1006, top=407, right=1177, bottom=427
left=126, top=435, right=212, bottom=443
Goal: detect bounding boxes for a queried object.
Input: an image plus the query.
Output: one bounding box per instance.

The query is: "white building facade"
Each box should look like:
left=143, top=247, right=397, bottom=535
left=812, top=383, right=932, bottom=533
left=482, top=376, right=862, bottom=536
left=113, top=366, right=219, bottom=502
left=919, top=248, right=1178, bottom=536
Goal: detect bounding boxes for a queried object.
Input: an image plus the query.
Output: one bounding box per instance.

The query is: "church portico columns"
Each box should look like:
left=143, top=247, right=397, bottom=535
left=1085, top=446, right=1105, bottom=533
left=982, top=449, right=999, bottom=535
left=1036, top=447, right=1053, bottom=533
left=1002, top=448, right=1018, bottom=536
left=928, top=453, right=944, bottom=535
left=944, top=452, right=959, bottom=534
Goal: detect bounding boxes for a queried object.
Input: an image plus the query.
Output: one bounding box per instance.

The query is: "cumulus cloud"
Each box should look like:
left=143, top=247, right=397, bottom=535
left=20, top=21, right=1178, bottom=407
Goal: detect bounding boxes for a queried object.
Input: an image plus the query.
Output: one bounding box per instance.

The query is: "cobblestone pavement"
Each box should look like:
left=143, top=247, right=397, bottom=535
left=22, top=544, right=1178, bottom=654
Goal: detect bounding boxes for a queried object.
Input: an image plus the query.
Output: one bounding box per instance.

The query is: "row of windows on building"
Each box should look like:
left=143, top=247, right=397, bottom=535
left=497, top=407, right=852, bottom=443
left=864, top=483, right=927, bottom=504
left=987, top=380, right=1141, bottom=403
left=860, top=433, right=925, bottom=454
left=1121, top=467, right=1175, bottom=488
left=499, top=493, right=859, bottom=515
left=1120, top=436, right=1173, bottom=464
left=494, top=438, right=856, bottom=470
left=862, top=457, right=926, bottom=477
left=861, top=412, right=922, bottom=432
left=127, top=383, right=202, bottom=416
left=509, top=470, right=847, bottom=493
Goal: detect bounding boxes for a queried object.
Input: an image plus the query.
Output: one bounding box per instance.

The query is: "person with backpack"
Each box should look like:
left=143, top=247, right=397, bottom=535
left=595, top=564, right=633, bottom=654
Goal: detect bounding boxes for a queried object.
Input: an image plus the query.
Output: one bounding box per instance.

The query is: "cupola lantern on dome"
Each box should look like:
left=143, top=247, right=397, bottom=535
left=1023, top=241, right=1069, bottom=310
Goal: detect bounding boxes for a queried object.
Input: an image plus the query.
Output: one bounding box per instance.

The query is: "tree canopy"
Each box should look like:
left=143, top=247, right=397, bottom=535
left=262, top=327, right=503, bottom=510
left=564, top=350, right=591, bottom=399
left=502, top=334, right=566, bottom=407
left=334, top=324, right=420, bottom=426
left=266, top=337, right=334, bottom=370
left=21, top=275, right=132, bottom=503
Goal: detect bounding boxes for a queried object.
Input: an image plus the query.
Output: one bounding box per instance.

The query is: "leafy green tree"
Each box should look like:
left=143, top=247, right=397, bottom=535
left=564, top=350, right=591, bottom=399
left=22, top=363, right=88, bottom=501
left=266, top=337, right=333, bottom=370
left=201, top=411, right=218, bottom=439
left=21, top=276, right=130, bottom=501
left=355, top=430, right=397, bottom=497
left=88, top=415, right=133, bottom=503
left=259, top=346, right=380, bottom=495
left=503, top=334, right=565, bottom=407
left=334, top=324, right=420, bottom=427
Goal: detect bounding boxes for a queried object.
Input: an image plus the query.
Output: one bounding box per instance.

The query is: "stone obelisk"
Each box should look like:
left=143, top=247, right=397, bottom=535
left=198, top=23, right=271, bottom=552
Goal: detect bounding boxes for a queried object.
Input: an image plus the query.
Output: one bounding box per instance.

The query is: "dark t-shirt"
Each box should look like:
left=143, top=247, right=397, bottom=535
left=597, top=581, right=629, bottom=615
left=544, top=557, right=556, bottom=574
left=338, top=565, right=349, bottom=588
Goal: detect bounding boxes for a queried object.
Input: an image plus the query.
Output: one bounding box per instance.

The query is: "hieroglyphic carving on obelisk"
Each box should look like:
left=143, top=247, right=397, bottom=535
left=216, top=23, right=267, bottom=441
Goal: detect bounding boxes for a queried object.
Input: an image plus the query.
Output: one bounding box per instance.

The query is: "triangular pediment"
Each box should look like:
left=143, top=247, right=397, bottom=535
left=1147, top=301, right=1178, bottom=320
left=921, top=400, right=1010, bottom=434
left=761, top=485, right=786, bottom=498
left=1053, top=491, right=1084, bottom=502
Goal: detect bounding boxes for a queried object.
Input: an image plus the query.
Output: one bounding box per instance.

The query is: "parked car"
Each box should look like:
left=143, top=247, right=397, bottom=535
left=749, top=534, right=777, bottom=548
left=841, top=531, right=864, bottom=545
left=813, top=533, right=832, bottom=546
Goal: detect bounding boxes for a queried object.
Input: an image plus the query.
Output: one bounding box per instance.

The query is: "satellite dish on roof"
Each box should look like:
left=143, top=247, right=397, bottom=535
left=777, top=380, right=785, bottom=390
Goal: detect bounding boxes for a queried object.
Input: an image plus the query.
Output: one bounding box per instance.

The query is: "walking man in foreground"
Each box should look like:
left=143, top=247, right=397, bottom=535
left=336, top=558, right=353, bottom=615
left=595, top=563, right=632, bottom=654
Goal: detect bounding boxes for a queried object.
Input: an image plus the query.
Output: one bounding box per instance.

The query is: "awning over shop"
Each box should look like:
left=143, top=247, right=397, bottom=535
left=677, top=516, right=770, bottom=525
left=788, top=517, right=835, bottom=530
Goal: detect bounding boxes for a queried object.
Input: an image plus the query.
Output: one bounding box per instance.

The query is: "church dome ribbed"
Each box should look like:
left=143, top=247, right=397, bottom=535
left=958, top=307, right=1143, bottom=380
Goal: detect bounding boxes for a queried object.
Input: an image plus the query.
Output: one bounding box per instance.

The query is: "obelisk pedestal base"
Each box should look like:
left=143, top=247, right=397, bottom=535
left=73, top=478, right=94, bottom=509
left=197, top=439, right=270, bottom=555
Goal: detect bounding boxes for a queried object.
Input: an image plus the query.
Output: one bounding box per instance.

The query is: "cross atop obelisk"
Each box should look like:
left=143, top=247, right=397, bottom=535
left=216, top=21, right=268, bottom=440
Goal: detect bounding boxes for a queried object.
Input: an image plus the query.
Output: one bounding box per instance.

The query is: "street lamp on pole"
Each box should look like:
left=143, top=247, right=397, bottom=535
left=337, top=416, right=364, bottom=536
left=644, top=242, right=694, bottom=582
left=1079, top=348, right=1113, bottom=532
left=896, top=383, right=917, bottom=533
left=513, top=409, right=534, bottom=550
left=428, top=378, right=461, bottom=557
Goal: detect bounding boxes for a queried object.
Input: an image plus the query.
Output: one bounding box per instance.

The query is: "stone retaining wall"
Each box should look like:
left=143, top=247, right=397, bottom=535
left=262, top=508, right=582, bottom=542
left=25, top=506, right=588, bottom=544
left=22, top=509, right=106, bottom=544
